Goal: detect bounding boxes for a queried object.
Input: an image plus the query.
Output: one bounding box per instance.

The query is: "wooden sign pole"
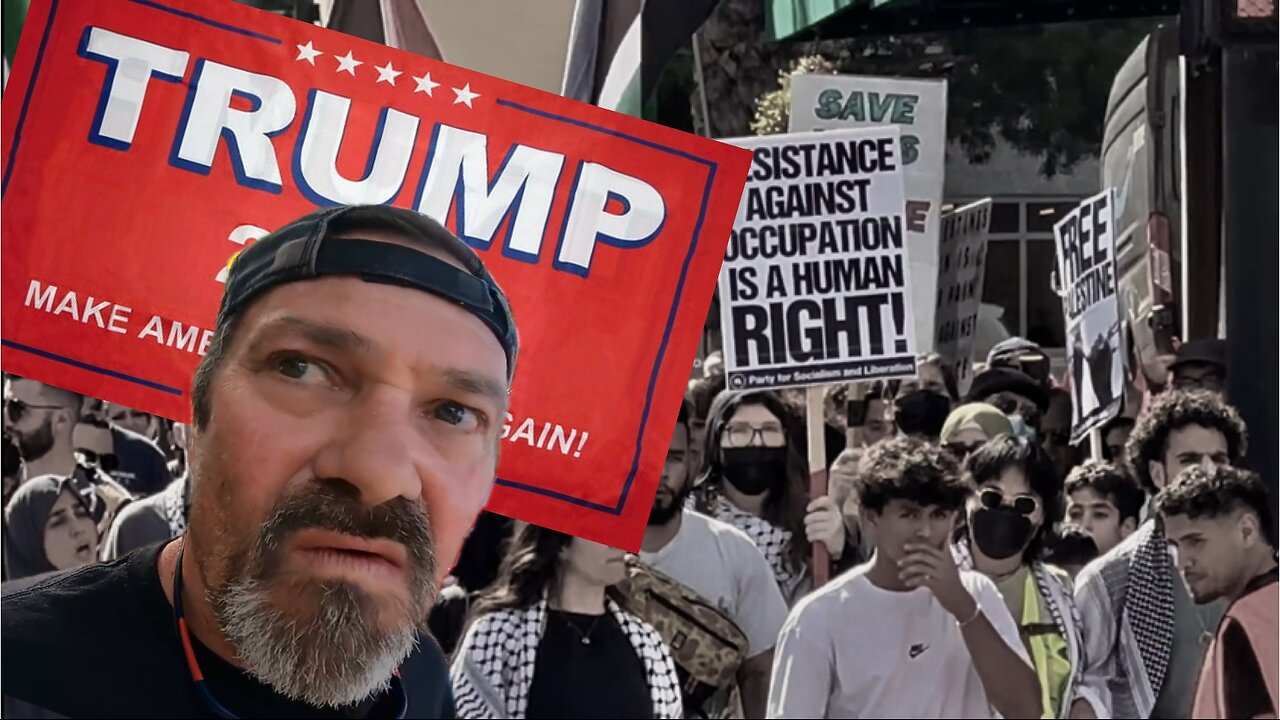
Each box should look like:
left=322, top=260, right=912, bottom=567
left=806, top=385, right=831, bottom=588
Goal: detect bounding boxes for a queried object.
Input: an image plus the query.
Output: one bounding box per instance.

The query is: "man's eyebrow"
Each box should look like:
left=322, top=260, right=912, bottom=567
left=250, top=316, right=372, bottom=354
left=440, top=368, right=509, bottom=408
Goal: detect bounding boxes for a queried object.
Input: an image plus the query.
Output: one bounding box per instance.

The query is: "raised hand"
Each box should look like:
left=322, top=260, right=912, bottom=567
left=898, top=542, right=978, bottom=620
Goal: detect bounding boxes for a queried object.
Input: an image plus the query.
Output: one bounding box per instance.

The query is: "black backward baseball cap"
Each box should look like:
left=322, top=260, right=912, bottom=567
left=217, top=205, right=519, bottom=379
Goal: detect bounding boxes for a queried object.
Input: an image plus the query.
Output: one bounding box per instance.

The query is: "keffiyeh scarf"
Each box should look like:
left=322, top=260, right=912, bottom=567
left=706, top=494, right=803, bottom=597
left=1125, top=521, right=1175, bottom=698
left=450, top=598, right=683, bottom=719
left=954, top=542, right=1086, bottom=716
left=160, top=476, right=189, bottom=537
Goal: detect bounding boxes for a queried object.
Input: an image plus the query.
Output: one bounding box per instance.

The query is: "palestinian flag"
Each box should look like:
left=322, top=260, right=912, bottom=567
left=326, top=0, right=443, bottom=59
left=561, top=0, right=721, bottom=118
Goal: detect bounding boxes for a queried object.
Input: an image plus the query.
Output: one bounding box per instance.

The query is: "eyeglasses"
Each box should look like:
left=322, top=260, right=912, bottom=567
left=4, top=398, right=63, bottom=424
left=724, top=422, right=786, bottom=447
left=944, top=440, right=985, bottom=459
left=76, top=450, right=119, bottom=475
left=108, top=409, right=149, bottom=422
left=979, top=487, right=1040, bottom=516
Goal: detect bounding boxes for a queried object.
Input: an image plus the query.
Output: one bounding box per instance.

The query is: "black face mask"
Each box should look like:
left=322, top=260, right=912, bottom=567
left=893, top=389, right=952, bottom=438
left=970, top=507, right=1035, bottom=560
left=720, top=446, right=786, bottom=496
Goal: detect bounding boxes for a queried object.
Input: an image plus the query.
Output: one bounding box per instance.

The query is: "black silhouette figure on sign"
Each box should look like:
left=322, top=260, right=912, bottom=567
left=1070, top=327, right=1086, bottom=416
left=1087, top=323, right=1121, bottom=411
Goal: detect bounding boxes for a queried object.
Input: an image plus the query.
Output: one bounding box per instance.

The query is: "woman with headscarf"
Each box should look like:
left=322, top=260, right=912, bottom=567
left=940, top=403, right=1015, bottom=464
left=691, top=390, right=843, bottom=604
left=952, top=435, right=1107, bottom=718
left=451, top=523, right=681, bottom=719
left=3, top=472, right=126, bottom=582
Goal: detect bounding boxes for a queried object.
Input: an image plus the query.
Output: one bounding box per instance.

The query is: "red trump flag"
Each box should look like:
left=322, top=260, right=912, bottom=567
left=1, top=0, right=750, bottom=550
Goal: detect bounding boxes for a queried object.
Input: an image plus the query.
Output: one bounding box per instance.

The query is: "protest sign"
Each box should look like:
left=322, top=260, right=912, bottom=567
left=718, top=126, right=917, bottom=391
left=1054, top=189, right=1125, bottom=443
left=789, top=74, right=947, bottom=355
left=934, top=199, right=992, bottom=395
left=0, top=0, right=751, bottom=550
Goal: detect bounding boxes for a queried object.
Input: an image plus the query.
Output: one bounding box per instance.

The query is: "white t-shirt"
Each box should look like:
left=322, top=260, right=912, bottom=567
left=767, top=565, right=1031, bottom=719
left=640, top=509, right=789, bottom=657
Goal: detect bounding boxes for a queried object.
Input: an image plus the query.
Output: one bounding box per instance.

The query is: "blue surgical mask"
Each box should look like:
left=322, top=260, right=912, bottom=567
left=1008, top=414, right=1037, bottom=443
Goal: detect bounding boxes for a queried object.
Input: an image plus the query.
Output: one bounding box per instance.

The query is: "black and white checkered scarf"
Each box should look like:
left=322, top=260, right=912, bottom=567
left=953, top=541, right=1087, bottom=711
left=450, top=598, right=683, bottom=719
left=1125, top=520, right=1174, bottom=697
left=706, top=494, right=803, bottom=598
left=160, top=476, right=188, bottom=538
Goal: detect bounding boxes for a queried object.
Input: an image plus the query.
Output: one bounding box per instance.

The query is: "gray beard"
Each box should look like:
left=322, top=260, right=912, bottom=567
left=210, top=574, right=419, bottom=709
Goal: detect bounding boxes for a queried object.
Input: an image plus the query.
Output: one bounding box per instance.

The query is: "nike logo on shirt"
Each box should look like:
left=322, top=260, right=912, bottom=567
left=909, top=643, right=928, bottom=658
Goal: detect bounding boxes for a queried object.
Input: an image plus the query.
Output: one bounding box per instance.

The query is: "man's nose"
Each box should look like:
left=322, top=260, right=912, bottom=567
left=310, top=388, right=423, bottom=507
left=1177, top=551, right=1194, bottom=575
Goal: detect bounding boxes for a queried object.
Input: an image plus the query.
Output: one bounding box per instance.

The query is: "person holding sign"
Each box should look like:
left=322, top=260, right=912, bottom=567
left=3, top=205, right=519, bottom=718
left=692, top=391, right=844, bottom=605
left=767, top=437, right=1040, bottom=719
left=950, top=436, right=1109, bottom=718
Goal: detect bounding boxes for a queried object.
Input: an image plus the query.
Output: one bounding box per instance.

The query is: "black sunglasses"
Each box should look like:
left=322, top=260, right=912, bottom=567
left=944, top=440, right=985, bottom=459
left=76, top=450, right=120, bottom=475
left=979, top=487, right=1039, bottom=516
left=4, top=398, right=63, bottom=424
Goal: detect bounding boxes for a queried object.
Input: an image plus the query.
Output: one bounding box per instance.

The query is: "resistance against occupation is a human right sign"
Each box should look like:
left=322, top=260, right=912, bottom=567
left=934, top=199, right=992, bottom=396
left=1054, top=188, right=1126, bottom=443
left=719, top=126, right=917, bottom=391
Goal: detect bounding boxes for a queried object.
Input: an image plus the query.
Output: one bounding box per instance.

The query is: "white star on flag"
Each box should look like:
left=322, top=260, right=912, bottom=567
left=295, top=41, right=322, bottom=65
left=412, top=72, right=440, bottom=96
left=452, top=83, right=479, bottom=108
left=334, top=51, right=363, bottom=76
left=374, top=61, right=402, bottom=86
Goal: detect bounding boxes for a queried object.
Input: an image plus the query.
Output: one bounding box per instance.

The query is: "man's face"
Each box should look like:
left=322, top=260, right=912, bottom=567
left=105, top=402, right=154, bottom=438
left=649, top=422, right=692, bottom=526
left=865, top=498, right=956, bottom=564
left=986, top=391, right=1042, bottom=432
left=858, top=398, right=893, bottom=447
left=1103, top=422, right=1133, bottom=462
left=1164, top=510, right=1254, bottom=604
left=1041, top=395, right=1074, bottom=478
left=1150, top=425, right=1231, bottom=491
left=3, top=379, right=64, bottom=462
left=899, top=360, right=950, bottom=398
left=1066, top=487, right=1135, bottom=555
left=1172, top=362, right=1225, bottom=394
left=188, top=234, right=508, bottom=707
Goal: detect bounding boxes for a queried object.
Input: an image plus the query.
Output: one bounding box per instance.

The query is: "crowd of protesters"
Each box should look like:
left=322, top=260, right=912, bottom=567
left=3, top=333, right=1276, bottom=718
